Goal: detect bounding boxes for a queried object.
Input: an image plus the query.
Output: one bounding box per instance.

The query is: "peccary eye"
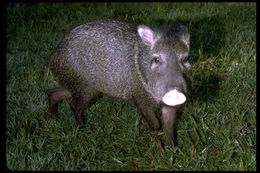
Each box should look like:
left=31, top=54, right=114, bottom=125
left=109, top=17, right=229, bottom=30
left=181, top=55, right=192, bottom=71
left=182, top=56, right=188, bottom=63
left=152, top=55, right=162, bottom=64
left=151, top=55, right=163, bottom=70
left=153, top=57, right=160, bottom=64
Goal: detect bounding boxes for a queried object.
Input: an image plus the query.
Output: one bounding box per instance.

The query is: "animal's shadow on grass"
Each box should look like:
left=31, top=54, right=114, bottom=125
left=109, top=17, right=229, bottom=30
left=152, top=15, right=225, bottom=103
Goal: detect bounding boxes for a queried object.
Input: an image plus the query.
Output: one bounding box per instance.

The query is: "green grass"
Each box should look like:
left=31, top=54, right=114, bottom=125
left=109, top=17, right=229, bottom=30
left=6, top=2, right=256, bottom=171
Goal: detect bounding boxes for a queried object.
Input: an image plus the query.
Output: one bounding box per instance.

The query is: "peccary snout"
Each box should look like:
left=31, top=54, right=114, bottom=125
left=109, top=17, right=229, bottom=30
left=47, top=20, right=192, bottom=147
left=162, top=89, right=186, bottom=106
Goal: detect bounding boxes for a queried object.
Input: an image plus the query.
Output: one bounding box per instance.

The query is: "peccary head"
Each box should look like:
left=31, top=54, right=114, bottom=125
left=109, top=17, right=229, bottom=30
left=136, top=24, right=191, bottom=107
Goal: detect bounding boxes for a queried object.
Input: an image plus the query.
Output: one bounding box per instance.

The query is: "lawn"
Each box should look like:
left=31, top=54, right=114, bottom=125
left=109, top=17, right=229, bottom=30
left=6, top=2, right=256, bottom=171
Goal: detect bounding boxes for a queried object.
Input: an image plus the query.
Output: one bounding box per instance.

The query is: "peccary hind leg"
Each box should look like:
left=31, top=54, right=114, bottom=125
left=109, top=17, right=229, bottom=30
left=46, top=86, right=72, bottom=116
left=70, top=90, right=100, bottom=127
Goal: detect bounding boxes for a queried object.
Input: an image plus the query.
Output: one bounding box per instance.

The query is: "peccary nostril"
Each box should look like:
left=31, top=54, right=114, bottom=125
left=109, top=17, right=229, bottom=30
left=162, top=89, right=186, bottom=106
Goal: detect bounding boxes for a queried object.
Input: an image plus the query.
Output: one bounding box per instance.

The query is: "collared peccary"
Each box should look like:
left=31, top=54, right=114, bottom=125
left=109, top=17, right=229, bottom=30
left=47, top=20, right=192, bottom=146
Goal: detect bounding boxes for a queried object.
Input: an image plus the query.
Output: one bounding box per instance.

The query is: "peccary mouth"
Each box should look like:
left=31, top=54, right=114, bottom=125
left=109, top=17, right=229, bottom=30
left=162, top=89, right=186, bottom=106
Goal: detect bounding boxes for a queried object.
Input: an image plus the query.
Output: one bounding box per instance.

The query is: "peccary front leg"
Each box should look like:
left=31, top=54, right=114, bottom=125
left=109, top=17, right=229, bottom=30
left=70, top=90, right=100, bottom=127
left=162, top=106, right=178, bottom=146
left=133, top=98, right=161, bottom=130
left=46, top=86, right=72, bottom=116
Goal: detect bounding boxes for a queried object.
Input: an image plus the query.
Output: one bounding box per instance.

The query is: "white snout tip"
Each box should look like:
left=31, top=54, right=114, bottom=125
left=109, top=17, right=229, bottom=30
left=162, top=89, right=186, bottom=106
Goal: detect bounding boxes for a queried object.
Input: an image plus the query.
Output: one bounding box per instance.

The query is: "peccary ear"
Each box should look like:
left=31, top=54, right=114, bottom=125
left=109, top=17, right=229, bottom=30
left=179, top=25, right=190, bottom=48
left=137, top=25, right=156, bottom=47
